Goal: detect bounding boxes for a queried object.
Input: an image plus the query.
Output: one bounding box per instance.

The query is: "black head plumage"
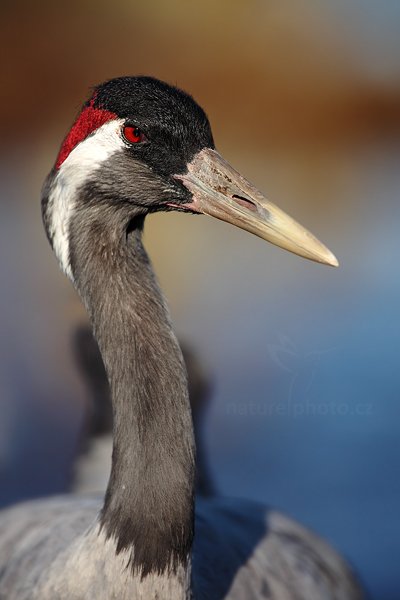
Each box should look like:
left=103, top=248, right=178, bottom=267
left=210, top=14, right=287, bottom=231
left=91, top=76, right=214, bottom=178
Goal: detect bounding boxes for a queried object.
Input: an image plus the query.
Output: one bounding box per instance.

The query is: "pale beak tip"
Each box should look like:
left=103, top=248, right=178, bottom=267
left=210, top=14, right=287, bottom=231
left=322, top=249, right=339, bottom=268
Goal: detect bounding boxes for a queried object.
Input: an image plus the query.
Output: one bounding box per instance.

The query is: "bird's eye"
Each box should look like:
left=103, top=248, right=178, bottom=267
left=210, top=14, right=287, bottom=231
left=123, top=125, right=146, bottom=144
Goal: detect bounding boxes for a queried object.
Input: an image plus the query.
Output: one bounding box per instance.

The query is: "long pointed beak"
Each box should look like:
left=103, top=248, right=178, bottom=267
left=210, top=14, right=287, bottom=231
left=173, top=148, right=338, bottom=267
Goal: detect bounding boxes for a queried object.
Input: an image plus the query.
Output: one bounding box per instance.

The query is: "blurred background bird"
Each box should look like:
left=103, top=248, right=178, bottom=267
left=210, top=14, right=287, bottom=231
left=0, top=2, right=400, bottom=598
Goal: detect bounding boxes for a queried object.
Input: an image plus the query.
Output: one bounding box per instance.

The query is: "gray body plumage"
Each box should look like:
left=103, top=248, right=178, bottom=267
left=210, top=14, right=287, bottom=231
left=0, top=496, right=361, bottom=600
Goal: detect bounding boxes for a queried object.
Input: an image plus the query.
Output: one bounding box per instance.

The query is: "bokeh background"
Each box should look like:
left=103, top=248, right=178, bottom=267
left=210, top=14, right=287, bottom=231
left=1, top=1, right=400, bottom=597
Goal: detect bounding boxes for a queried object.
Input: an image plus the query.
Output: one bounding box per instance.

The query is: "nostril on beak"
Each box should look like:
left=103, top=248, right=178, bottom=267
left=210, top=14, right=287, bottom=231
left=231, top=194, right=258, bottom=213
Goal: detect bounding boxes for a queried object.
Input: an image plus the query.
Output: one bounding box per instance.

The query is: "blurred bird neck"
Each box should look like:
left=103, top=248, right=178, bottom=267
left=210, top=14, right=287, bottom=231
left=70, top=212, right=195, bottom=584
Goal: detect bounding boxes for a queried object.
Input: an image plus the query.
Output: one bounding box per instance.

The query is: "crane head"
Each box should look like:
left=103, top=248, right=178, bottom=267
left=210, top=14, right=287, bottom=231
left=42, top=76, right=338, bottom=280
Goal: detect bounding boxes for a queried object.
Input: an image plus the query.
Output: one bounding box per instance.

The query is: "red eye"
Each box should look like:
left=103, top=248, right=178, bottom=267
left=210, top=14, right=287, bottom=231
left=123, top=125, right=145, bottom=144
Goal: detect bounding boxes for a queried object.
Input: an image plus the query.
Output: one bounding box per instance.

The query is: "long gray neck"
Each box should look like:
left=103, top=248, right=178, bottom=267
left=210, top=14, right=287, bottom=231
left=69, top=211, right=195, bottom=579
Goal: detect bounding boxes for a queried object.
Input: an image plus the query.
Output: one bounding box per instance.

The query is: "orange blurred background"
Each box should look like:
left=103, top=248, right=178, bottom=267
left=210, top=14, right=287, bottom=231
left=1, top=2, right=400, bottom=597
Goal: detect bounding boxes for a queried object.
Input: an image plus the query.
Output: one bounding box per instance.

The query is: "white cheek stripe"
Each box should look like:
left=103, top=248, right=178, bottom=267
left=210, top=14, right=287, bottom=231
left=47, top=119, right=125, bottom=279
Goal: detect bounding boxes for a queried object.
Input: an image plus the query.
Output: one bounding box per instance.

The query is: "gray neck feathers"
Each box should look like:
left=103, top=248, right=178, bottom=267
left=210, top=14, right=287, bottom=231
left=68, top=207, right=195, bottom=578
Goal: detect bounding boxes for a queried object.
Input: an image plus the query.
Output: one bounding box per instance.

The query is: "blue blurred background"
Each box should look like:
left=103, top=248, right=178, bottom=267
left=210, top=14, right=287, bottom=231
left=0, top=1, right=399, bottom=597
